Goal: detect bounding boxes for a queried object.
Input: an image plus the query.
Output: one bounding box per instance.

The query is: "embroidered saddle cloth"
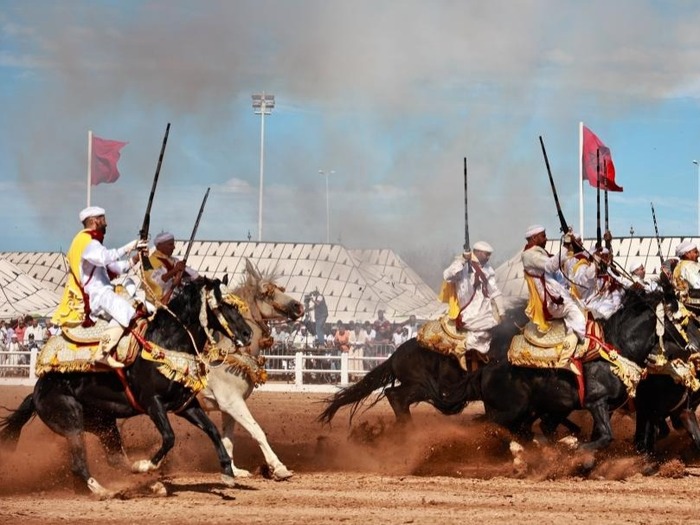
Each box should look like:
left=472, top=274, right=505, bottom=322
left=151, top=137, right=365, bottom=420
left=508, top=320, right=583, bottom=372
left=417, top=315, right=488, bottom=372
left=35, top=319, right=145, bottom=376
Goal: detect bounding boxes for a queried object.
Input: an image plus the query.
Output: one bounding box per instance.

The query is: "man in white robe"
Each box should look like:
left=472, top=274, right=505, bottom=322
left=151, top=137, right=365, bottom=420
left=521, top=225, right=586, bottom=341
left=443, top=240, right=504, bottom=355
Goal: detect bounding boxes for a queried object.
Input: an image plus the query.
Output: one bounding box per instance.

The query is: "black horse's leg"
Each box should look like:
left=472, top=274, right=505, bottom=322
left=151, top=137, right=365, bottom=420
left=175, top=402, right=235, bottom=486
left=633, top=410, right=656, bottom=455
left=678, top=408, right=700, bottom=451
left=85, top=416, right=127, bottom=469
left=131, top=399, right=176, bottom=473
left=582, top=398, right=613, bottom=451
left=385, top=385, right=417, bottom=424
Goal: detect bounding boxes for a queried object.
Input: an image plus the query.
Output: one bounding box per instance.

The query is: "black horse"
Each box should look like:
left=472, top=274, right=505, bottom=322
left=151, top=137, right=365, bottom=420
left=633, top=320, right=700, bottom=458
left=320, top=282, right=680, bottom=461
left=0, top=277, right=252, bottom=497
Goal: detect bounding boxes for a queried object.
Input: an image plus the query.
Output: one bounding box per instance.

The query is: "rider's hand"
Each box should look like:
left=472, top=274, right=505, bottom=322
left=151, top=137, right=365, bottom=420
left=462, top=251, right=472, bottom=261
left=119, top=239, right=139, bottom=256
left=136, top=239, right=149, bottom=252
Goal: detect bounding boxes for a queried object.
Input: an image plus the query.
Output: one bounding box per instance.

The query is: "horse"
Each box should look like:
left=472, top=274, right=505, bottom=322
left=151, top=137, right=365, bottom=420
left=197, top=259, right=304, bottom=480
left=0, top=277, right=252, bottom=497
left=633, top=320, right=700, bottom=457
left=320, top=281, right=680, bottom=464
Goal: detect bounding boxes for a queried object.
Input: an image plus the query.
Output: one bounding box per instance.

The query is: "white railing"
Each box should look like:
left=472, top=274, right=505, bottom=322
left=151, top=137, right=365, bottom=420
left=0, top=343, right=398, bottom=393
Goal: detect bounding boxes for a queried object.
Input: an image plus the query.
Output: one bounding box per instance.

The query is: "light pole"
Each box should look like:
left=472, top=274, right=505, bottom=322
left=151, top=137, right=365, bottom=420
left=319, top=169, right=334, bottom=243
left=695, top=160, right=700, bottom=236
left=252, top=92, right=275, bottom=242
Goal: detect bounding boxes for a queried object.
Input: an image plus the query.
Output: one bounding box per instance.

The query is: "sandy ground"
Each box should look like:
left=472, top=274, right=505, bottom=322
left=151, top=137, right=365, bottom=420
left=2, top=384, right=700, bottom=524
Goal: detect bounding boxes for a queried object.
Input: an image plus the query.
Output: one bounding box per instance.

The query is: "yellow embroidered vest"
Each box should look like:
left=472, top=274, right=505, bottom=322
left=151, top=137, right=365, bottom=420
left=51, top=230, right=94, bottom=327
left=142, top=249, right=175, bottom=302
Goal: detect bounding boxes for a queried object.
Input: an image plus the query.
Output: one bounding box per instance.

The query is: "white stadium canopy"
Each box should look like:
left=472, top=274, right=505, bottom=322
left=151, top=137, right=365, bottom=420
left=1, top=241, right=446, bottom=323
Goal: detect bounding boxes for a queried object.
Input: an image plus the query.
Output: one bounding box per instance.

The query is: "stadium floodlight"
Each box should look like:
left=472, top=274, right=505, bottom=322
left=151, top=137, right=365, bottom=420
left=252, top=93, right=275, bottom=242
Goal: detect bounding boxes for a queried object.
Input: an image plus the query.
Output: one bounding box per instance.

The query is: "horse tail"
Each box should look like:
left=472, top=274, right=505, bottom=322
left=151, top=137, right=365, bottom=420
left=0, top=394, right=36, bottom=451
left=318, top=356, right=397, bottom=425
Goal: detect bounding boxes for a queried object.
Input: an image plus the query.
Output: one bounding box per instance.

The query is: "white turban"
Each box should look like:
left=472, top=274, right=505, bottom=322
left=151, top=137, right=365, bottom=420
left=79, top=206, right=105, bottom=222
left=628, top=262, right=644, bottom=273
left=525, top=224, right=545, bottom=239
left=472, top=241, right=494, bottom=253
left=676, top=240, right=697, bottom=257
left=154, top=231, right=175, bottom=245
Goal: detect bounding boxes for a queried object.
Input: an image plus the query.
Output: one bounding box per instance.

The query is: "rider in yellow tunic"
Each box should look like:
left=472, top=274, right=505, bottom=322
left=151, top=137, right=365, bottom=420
left=142, top=231, right=199, bottom=303
left=52, top=206, right=143, bottom=368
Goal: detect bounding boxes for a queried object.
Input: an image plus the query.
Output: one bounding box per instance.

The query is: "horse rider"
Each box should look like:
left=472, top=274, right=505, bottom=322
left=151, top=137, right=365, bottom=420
left=142, top=231, right=199, bottom=303
left=673, top=241, right=700, bottom=293
left=625, top=262, right=659, bottom=293
left=521, top=225, right=586, bottom=342
left=51, top=206, right=146, bottom=368
left=442, top=240, right=504, bottom=362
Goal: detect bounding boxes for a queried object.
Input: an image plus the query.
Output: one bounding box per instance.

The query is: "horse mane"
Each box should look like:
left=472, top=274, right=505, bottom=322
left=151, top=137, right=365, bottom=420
left=603, top=285, right=671, bottom=364
left=238, top=263, right=280, bottom=291
left=146, top=278, right=210, bottom=350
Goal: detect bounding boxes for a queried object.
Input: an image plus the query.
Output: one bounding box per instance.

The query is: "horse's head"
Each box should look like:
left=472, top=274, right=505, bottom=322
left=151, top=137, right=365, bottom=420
left=238, top=258, right=304, bottom=322
left=202, top=278, right=253, bottom=347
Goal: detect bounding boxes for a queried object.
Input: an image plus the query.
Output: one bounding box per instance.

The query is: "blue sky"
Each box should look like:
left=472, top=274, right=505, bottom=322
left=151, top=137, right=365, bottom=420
left=2, top=0, right=700, bottom=285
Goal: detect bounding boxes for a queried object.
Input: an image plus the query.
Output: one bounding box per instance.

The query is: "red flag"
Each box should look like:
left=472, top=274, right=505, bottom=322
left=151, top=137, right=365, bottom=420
left=582, top=126, right=622, bottom=192
left=91, top=135, right=127, bottom=185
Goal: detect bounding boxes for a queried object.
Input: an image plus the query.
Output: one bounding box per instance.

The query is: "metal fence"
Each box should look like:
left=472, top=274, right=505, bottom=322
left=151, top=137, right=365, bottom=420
left=0, top=342, right=398, bottom=392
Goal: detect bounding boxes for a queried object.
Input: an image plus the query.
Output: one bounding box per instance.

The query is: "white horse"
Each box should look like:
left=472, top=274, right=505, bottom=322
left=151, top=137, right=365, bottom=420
left=197, top=259, right=304, bottom=480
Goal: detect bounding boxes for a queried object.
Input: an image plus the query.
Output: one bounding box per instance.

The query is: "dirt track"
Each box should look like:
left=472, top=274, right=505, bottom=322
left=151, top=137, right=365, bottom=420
left=2, top=385, right=700, bottom=524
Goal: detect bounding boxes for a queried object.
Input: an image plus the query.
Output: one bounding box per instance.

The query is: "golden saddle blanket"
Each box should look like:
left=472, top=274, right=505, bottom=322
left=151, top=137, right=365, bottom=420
left=508, top=320, right=585, bottom=372
left=417, top=315, right=488, bottom=371
left=35, top=320, right=144, bottom=376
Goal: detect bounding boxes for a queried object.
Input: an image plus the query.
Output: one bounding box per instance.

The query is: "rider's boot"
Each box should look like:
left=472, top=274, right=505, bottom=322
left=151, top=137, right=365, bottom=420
left=96, top=325, right=126, bottom=369
left=454, top=340, right=469, bottom=371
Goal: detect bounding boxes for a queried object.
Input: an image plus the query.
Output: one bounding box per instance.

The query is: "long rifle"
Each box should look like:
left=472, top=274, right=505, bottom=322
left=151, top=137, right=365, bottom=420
left=463, top=157, right=470, bottom=251
left=162, top=187, right=211, bottom=305
left=650, top=202, right=664, bottom=265
left=596, top=148, right=602, bottom=250
left=139, top=123, right=171, bottom=271
left=604, top=159, right=612, bottom=251
left=539, top=136, right=569, bottom=234
left=183, top=187, right=210, bottom=266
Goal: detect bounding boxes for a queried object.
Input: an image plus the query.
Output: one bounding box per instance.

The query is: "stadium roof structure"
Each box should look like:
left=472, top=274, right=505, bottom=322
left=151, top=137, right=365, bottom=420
left=0, top=258, right=61, bottom=319
left=1, top=241, right=446, bottom=323
left=495, top=235, right=697, bottom=299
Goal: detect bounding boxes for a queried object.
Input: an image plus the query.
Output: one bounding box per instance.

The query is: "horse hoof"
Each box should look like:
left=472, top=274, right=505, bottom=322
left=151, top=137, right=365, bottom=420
left=642, top=462, right=659, bottom=476
left=271, top=466, right=294, bottom=481
left=232, top=467, right=252, bottom=477
left=87, top=477, right=113, bottom=499
left=221, top=474, right=236, bottom=487
left=558, top=435, right=579, bottom=450
left=131, top=459, right=157, bottom=473
left=149, top=481, right=168, bottom=497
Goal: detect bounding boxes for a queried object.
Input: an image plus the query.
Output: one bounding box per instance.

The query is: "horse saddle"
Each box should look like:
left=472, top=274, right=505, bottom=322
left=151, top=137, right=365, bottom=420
left=417, top=315, right=488, bottom=372
left=508, top=320, right=581, bottom=374
left=35, top=320, right=145, bottom=376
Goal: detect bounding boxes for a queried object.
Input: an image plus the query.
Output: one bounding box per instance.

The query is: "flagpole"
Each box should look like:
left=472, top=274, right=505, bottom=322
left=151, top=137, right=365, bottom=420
left=578, top=121, right=584, bottom=238
left=87, top=130, right=93, bottom=207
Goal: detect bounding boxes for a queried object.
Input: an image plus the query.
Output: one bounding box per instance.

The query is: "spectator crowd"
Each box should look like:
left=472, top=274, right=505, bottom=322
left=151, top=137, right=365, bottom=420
left=0, top=316, right=58, bottom=376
